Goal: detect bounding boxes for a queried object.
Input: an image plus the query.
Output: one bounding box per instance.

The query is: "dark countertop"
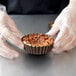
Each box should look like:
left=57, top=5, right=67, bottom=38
left=0, top=15, right=76, bottom=76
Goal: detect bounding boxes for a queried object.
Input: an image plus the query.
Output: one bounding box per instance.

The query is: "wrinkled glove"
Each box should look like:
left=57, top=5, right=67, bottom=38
left=47, top=4, right=76, bottom=53
left=0, top=6, right=23, bottom=59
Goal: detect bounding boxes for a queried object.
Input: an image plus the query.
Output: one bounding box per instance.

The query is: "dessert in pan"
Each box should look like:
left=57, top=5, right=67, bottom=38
left=22, top=33, right=54, bottom=55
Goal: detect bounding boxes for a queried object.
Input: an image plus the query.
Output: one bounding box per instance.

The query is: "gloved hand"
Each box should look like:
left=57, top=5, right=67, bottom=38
left=0, top=10, right=23, bottom=59
left=47, top=4, right=76, bottom=53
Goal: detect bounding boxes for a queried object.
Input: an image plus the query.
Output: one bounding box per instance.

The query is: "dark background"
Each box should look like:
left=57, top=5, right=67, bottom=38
left=0, top=0, right=69, bottom=14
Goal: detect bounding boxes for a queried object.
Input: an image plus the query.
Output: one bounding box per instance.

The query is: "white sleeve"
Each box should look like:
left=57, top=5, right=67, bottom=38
left=0, top=4, right=6, bottom=12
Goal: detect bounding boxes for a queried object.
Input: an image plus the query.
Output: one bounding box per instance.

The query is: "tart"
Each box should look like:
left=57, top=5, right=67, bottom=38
left=22, top=33, right=54, bottom=55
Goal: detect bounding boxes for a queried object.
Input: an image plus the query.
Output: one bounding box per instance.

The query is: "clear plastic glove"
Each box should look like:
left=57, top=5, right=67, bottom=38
left=0, top=10, right=23, bottom=59
left=47, top=4, right=76, bottom=53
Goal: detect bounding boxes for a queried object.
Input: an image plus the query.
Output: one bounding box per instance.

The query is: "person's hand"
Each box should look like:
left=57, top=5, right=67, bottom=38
left=0, top=10, right=23, bottom=59
left=47, top=4, right=76, bottom=53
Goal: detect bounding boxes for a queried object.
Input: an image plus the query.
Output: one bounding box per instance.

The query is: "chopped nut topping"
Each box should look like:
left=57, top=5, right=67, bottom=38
left=22, top=33, right=54, bottom=47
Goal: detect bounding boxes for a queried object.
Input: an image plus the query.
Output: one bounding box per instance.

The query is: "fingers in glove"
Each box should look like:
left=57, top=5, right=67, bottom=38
left=46, top=23, right=59, bottom=36
left=60, top=33, right=72, bottom=48
left=52, top=26, right=69, bottom=53
left=52, top=47, right=64, bottom=54
left=52, top=34, right=75, bottom=53
left=54, top=26, right=69, bottom=44
left=3, top=28, right=23, bottom=49
left=52, top=35, right=72, bottom=53
left=0, top=40, right=19, bottom=59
